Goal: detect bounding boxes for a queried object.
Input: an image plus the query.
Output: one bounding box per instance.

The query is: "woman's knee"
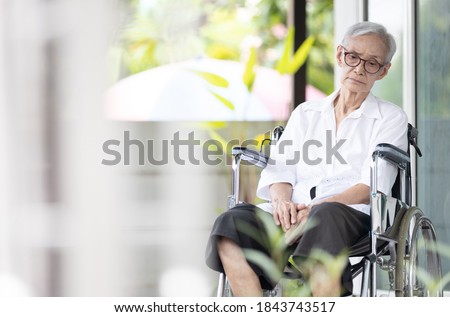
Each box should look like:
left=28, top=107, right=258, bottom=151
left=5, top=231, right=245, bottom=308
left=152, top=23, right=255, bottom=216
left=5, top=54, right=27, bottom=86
left=308, top=202, right=348, bottom=228
left=310, top=202, right=340, bottom=217
left=215, top=206, right=252, bottom=223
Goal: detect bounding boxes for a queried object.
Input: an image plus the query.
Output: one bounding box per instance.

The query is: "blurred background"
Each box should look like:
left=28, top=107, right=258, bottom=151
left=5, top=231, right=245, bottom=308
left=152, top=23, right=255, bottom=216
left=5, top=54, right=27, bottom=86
left=0, top=0, right=449, bottom=296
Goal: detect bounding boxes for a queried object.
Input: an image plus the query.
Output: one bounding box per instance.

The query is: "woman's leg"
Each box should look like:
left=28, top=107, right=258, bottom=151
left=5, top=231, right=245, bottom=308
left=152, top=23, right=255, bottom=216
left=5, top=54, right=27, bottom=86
left=292, top=202, right=371, bottom=296
left=205, top=203, right=289, bottom=294
left=217, top=237, right=263, bottom=296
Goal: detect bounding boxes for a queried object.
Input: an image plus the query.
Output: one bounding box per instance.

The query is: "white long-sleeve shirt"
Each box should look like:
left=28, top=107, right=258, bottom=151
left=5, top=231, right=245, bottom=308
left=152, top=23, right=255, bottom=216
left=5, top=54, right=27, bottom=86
left=256, top=89, right=409, bottom=215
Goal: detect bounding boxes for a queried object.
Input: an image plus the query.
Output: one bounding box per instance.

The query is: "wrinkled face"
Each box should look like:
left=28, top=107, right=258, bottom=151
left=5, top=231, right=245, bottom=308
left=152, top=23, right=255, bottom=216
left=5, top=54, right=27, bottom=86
left=336, top=34, right=391, bottom=94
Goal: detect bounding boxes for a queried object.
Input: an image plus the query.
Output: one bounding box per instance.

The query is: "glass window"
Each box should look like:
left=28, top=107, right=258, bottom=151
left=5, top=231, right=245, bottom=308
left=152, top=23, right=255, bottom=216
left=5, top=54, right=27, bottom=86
left=417, top=0, right=450, bottom=291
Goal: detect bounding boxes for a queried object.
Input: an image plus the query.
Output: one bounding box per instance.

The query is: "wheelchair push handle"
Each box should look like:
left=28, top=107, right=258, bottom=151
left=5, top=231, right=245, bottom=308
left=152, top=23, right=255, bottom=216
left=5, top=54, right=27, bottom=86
left=232, top=146, right=268, bottom=169
left=231, top=126, right=284, bottom=169
left=271, top=126, right=284, bottom=143
left=408, top=123, right=422, bottom=157
left=372, top=123, right=422, bottom=169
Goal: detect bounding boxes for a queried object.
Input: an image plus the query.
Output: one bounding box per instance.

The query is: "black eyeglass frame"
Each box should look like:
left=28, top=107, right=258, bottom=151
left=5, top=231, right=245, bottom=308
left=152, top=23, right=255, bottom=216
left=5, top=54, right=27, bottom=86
left=340, top=46, right=386, bottom=74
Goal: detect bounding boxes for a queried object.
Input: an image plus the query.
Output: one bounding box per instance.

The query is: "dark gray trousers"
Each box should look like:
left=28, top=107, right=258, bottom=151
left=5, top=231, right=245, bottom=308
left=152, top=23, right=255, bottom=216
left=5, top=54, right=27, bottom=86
left=205, top=202, right=371, bottom=295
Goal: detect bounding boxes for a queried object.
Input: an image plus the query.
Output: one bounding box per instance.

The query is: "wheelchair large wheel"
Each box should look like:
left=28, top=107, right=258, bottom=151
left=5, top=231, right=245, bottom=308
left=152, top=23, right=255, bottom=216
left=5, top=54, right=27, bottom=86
left=394, top=207, right=443, bottom=296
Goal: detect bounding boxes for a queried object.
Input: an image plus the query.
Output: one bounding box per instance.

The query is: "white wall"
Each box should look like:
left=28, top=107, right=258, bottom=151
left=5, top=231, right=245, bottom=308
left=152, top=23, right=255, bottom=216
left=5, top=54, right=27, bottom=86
left=0, top=0, right=127, bottom=296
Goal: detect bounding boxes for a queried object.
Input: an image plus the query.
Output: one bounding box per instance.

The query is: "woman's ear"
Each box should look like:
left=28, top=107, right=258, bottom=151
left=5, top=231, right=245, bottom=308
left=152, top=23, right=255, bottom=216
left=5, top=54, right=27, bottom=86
left=377, top=63, right=391, bottom=80
left=336, top=45, right=344, bottom=67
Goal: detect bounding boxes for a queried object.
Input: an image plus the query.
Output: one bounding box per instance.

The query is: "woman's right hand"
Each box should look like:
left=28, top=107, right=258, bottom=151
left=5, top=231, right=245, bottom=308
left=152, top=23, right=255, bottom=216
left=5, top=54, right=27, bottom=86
left=272, top=199, right=299, bottom=232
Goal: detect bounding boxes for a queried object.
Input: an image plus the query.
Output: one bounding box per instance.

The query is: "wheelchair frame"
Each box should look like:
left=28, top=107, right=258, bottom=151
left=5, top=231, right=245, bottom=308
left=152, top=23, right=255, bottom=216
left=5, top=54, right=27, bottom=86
left=217, top=124, right=443, bottom=297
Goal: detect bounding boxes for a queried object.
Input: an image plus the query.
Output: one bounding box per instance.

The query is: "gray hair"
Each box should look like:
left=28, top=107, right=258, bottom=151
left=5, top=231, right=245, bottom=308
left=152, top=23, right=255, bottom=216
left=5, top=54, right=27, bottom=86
left=341, top=21, right=397, bottom=64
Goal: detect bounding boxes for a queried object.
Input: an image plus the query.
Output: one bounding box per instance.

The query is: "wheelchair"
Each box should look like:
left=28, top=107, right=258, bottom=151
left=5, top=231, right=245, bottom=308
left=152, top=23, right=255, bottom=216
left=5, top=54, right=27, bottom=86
left=216, top=124, right=443, bottom=297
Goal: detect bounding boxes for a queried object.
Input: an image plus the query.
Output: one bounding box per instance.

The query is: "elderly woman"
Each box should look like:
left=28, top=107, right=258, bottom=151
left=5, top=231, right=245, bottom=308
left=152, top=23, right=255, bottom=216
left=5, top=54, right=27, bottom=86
left=205, top=21, right=408, bottom=297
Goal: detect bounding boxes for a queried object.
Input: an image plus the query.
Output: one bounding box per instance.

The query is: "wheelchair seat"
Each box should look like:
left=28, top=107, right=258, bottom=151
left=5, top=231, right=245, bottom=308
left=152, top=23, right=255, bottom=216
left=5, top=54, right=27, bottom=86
left=217, top=123, right=443, bottom=297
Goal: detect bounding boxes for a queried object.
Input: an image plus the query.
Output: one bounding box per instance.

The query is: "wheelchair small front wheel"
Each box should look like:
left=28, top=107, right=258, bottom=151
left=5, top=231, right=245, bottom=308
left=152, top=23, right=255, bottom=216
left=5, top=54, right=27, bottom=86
left=394, top=207, right=443, bottom=297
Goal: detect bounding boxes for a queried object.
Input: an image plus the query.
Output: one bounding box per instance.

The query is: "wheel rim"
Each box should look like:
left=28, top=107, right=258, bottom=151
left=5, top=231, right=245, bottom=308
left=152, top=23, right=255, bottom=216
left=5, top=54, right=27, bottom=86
left=395, top=207, right=442, bottom=297
left=409, top=216, right=442, bottom=296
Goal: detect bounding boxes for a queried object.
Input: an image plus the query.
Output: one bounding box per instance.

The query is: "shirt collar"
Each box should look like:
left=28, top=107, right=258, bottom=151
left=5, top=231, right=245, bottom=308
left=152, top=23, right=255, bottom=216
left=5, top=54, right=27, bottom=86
left=303, top=89, right=382, bottom=119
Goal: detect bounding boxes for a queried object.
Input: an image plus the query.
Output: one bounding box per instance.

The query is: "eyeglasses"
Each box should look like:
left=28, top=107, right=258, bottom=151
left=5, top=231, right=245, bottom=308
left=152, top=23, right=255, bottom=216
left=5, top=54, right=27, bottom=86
left=341, top=46, right=385, bottom=74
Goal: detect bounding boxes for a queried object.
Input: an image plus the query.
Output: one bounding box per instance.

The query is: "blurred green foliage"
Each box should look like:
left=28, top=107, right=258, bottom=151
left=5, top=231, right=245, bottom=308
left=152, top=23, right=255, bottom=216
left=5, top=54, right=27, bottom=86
left=306, top=0, right=334, bottom=95
left=112, top=0, right=334, bottom=94
left=110, top=0, right=334, bottom=205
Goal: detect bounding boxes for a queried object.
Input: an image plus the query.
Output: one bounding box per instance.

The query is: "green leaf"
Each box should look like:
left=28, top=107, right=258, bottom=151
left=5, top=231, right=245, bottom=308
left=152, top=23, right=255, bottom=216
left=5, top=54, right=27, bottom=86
left=243, top=47, right=257, bottom=92
left=275, top=27, right=315, bottom=75
left=209, top=90, right=235, bottom=110
left=415, top=267, right=449, bottom=295
left=417, top=239, right=450, bottom=264
left=275, top=26, right=294, bottom=74
left=255, top=210, right=285, bottom=250
left=189, top=70, right=229, bottom=88
left=236, top=220, right=271, bottom=251
left=288, top=35, right=315, bottom=74
left=307, top=249, right=348, bottom=279
left=243, top=249, right=283, bottom=282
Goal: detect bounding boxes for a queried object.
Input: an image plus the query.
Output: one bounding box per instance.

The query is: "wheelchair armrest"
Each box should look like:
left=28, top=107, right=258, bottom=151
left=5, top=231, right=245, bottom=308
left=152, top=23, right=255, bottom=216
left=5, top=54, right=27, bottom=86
left=232, top=146, right=268, bottom=169
left=372, top=143, right=410, bottom=170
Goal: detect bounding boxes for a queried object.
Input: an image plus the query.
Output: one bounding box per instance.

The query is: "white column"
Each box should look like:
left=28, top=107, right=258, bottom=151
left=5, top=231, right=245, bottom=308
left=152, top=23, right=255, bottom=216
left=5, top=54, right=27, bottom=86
left=403, top=0, right=417, bottom=205
left=53, top=0, right=125, bottom=296
left=0, top=0, right=14, bottom=293
left=334, top=0, right=367, bottom=89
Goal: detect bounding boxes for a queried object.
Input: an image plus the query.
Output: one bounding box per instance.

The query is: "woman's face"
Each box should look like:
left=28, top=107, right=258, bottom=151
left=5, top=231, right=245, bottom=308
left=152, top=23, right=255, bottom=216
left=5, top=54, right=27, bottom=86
left=336, top=34, right=391, bottom=94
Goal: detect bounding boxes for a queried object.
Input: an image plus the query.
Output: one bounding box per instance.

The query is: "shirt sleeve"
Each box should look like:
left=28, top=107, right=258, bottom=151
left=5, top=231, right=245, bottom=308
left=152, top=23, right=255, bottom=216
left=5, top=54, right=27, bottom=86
left=359, top=106, right=409, bottom=195
left=256, top=107, right=303, bottom=201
